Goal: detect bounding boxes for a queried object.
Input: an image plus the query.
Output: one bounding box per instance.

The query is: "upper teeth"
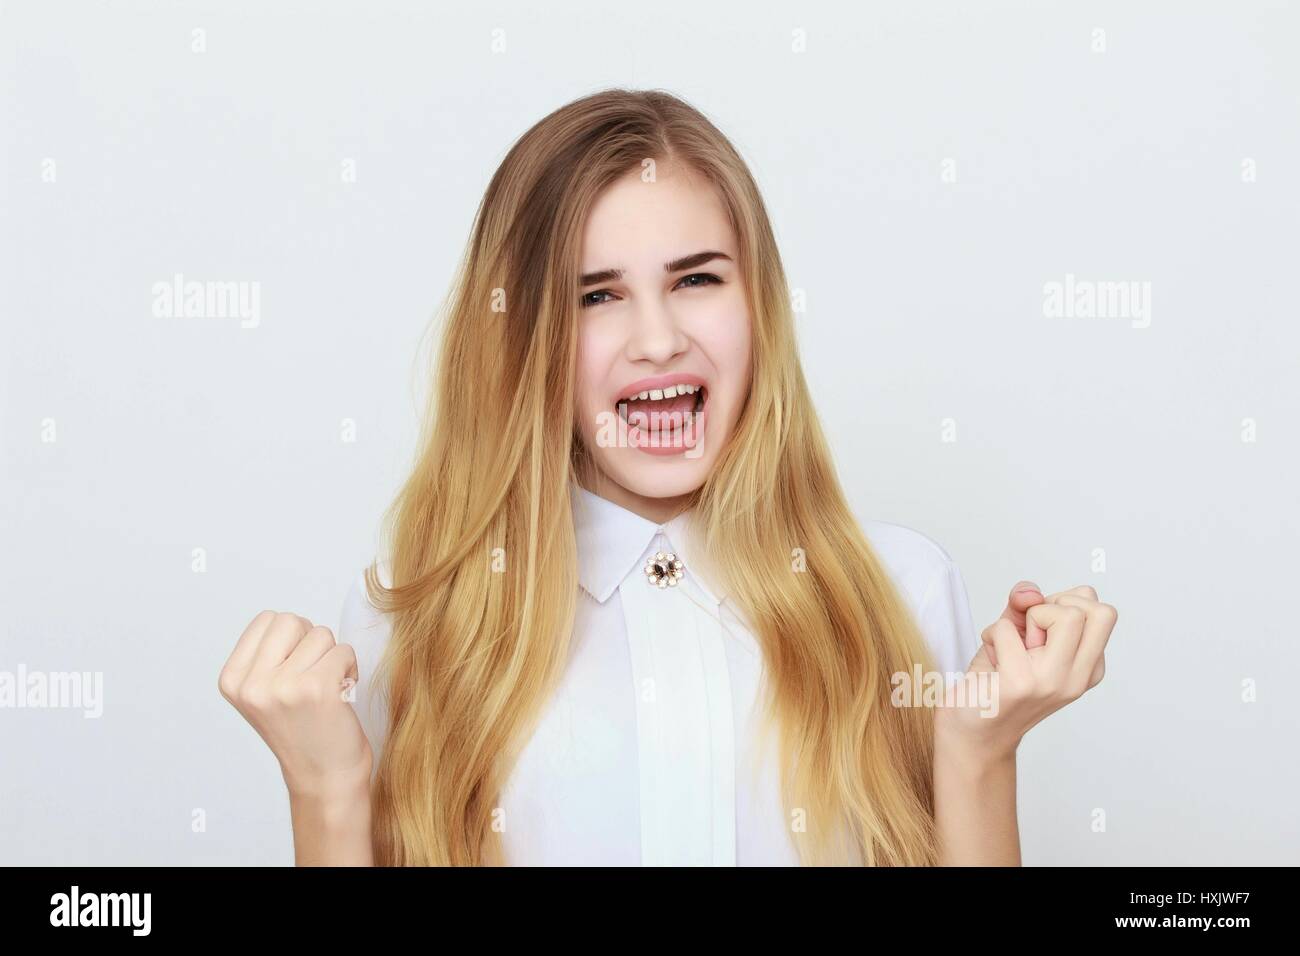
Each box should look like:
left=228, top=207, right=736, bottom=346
left=625, top=383, right=700, bottom=401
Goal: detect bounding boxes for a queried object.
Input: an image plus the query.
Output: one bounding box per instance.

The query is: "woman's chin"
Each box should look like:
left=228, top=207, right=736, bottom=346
left=595, top=450, right=713, bottom=501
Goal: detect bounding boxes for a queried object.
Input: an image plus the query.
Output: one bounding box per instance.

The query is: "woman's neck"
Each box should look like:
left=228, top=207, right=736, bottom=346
left=578, top=474, right=692, bottom=525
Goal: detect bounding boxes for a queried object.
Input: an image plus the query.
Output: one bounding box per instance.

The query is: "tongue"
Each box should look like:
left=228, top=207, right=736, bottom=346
left=623, top=392, right=696, bottom=427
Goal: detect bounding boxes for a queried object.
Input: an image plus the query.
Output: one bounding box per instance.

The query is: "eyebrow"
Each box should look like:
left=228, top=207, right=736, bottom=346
left=580, top=250, right=732, bottom=287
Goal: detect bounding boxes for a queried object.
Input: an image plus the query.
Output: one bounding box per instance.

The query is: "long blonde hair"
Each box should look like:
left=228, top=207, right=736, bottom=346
left=366, top=88, right=940, bottom=866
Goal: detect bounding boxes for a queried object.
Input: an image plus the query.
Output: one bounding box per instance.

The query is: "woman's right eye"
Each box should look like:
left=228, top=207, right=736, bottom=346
left=581, top=290, right=616, bottom=308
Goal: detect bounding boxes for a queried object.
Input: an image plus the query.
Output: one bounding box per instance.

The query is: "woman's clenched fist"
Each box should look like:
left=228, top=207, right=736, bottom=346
left=938, top=582, right=1117, bottom=762
left=218, top=611, right=372, bottom=799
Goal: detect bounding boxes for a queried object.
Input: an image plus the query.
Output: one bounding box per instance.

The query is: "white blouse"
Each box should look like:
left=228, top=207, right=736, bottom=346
left=338, top=484, right=979, bottom=866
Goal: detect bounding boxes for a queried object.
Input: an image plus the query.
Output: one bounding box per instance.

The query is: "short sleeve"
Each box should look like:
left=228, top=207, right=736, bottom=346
left=857, top=515, right=981, bottom=676
left=914, top=556, right=980, bottom=675
left=337, top=564, right=395, bottom=777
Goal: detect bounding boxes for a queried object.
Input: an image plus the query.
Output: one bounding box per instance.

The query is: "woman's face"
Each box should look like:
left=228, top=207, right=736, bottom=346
left=574, top=161, right=753, bottom=511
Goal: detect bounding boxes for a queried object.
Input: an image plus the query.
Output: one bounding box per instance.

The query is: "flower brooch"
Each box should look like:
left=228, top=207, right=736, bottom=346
left=644, top=550, right=685, bottom=589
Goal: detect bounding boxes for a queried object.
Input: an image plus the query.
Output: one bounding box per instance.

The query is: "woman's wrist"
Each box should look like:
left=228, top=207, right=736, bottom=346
left=289, top=778, right=371, bottom=820
left=287, top=779, right=373, bottom=866
left=282, top=756, right=373, bottom=803
left=933, top=708, right=1019, bottom=776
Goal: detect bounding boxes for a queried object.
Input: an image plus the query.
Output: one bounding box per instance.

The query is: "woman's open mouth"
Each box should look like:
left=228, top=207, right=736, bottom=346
left=613, top=379, right=708, bottom=453
left=615, top=382, right=705, bottom=422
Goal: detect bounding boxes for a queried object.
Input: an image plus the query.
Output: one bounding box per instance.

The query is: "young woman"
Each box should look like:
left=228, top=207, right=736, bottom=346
left=219, top=88, right=1116, bottom=867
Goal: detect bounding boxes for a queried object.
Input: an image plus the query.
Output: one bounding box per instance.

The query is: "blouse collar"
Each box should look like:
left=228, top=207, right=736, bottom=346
left=571, top=482, right=727, bottom=607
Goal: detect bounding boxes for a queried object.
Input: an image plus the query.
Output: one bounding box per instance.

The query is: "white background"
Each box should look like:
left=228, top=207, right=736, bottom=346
left=2, top=0, right=1297, bottom=865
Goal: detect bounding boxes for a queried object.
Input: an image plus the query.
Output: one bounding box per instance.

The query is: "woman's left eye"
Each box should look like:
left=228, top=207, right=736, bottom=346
left=675, top=273, right=722, bottom=291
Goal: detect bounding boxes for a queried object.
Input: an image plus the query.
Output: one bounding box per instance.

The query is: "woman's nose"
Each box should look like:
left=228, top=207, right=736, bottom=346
left=626, top=296, right=689, bottom=365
